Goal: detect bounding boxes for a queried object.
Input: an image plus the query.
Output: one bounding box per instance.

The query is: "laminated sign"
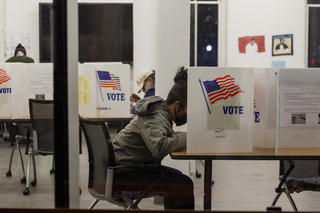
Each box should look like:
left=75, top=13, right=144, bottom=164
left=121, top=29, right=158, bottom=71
left=187, top=67, right=254, bottom=153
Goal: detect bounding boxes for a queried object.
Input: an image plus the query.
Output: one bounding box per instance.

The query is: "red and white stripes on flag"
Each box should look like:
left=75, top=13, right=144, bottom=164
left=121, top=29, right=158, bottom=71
left=97, top=71, right=121, bottom=91
left=0, top=69, right=11, bottom=84
left=203, top=75, right=244, bottom=105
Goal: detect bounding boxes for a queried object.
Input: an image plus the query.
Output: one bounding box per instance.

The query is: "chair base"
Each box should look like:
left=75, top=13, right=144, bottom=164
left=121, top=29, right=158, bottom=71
left=271, top=160, right=298, bottom=212
left=6, top=137, right=26, bottom=184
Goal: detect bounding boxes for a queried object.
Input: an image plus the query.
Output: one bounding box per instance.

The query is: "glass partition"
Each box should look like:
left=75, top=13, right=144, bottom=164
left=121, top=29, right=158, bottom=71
left=2, top=0, right=320, bottom=212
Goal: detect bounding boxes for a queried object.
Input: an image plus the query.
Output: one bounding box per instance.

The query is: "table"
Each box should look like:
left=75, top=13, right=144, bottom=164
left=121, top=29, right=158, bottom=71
left=170, top=148, right=320, bottom=210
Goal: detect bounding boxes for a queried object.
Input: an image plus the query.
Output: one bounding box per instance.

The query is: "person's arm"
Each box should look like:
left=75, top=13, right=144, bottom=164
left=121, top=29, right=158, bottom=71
left=130, top=93, right=140, bottom=103
left=131, top=105, right=136, bottom=115
left=139, top=111, right=186, bottom=160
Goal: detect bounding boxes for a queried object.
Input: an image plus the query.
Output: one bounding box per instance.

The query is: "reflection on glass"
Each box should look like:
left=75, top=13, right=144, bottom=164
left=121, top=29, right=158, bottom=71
left=190, top=4, right=195, bottom=66
left=308, top=7, right=320, bottom=67
left=39, top=4, right=53, bottom=62
left=197, top=4, right=218, bottom=66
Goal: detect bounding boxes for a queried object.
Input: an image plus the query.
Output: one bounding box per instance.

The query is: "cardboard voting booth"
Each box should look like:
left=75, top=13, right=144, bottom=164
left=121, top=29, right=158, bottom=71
left=253, top=68, right=277, bottom=148
left=85, top=63, right=130, bottom=117
left=0, top=63, right=130, bottom=119
left=0, top=64, right=14, bottom=119
left=187, top=67, right=254, bottom=154
left=0, top=63, right=53, bottom=119
left=276, top=68, right=320, bottom=151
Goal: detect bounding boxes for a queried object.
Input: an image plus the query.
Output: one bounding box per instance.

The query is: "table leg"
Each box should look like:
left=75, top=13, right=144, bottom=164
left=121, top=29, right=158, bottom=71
left=117, top=121, right=124, bottom=133
left=204, top=159, right=212, bottom=210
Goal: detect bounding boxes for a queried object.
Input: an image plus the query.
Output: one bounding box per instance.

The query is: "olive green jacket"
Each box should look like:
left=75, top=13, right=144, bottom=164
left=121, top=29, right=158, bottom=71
left=113, top=96, right=186, bottom=168
left=6, top=56, right=34, bottom=63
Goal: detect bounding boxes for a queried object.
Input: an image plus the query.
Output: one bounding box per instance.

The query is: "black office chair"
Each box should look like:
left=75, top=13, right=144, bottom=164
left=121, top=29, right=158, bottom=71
left=271, top=160, right=320, bottom=211
left=80, top=117, right=165, bottom=210
left=23, top=99, right=55, bottom=195
left=6, top=122, right=33, bottom=184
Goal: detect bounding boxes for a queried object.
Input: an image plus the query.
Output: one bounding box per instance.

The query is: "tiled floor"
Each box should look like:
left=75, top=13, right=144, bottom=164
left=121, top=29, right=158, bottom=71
left=0, top=125, right=320, bottom=211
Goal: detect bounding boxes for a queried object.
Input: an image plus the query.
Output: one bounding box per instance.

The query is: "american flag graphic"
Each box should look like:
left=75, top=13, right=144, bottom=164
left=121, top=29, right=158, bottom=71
left=97, top=71, right=121, bottom=91
left=0, top=69, right=11, bottom=84
left=202, top=75, right=244, bottom=105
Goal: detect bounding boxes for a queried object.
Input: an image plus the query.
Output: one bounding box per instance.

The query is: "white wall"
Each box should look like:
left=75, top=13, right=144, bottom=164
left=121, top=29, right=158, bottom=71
left=133, top=0, right=190, bottom=100
left=4, top=0, right=51, bottom=62
left=225, top=0, right=306, bottom=68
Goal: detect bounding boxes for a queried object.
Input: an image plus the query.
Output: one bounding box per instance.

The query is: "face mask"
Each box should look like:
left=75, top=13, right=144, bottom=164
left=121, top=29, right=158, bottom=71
left=17, top=51, right=24, bottom=56
left=175, top=105, right=187, bottom=126
left=145, top=82, right=153, bottom=93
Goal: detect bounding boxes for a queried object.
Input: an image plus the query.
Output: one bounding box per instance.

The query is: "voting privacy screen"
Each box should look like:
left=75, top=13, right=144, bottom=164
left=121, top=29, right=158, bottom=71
left=187, top=67, right=254, bottom=154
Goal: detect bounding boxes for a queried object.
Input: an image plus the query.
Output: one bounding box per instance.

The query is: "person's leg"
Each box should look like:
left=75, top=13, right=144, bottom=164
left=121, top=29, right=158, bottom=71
left=159, top=166, right=194, bottom=210
left=113, top=166, right=194, bottom=210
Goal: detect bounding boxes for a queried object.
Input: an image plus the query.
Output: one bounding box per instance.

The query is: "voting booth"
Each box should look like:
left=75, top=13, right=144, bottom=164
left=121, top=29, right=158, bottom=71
left=0, top=63, right=130, bottom=119
left=84, top=63, right=130, bottom=118
left=4, top=63, right=53, bottom=119
left=0, top=64, right=14, bottom=119
left=276, top=68, right=320, bottom=151
left=187, top=67, right=254, bottom=153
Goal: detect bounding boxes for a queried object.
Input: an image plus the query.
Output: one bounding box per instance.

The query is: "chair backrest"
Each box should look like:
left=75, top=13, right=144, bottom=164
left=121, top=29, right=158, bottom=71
left=281, top=160, right=320, bottom=178
left=29, top=99, right=54, bottom=155
left=80, top=117, right=115, bottom=197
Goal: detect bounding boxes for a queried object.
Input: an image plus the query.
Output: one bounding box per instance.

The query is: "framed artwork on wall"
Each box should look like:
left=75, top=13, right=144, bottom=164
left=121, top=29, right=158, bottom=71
left=238, top=35, right=265, bottom=54
left=272, top=34, right=293, bottom=56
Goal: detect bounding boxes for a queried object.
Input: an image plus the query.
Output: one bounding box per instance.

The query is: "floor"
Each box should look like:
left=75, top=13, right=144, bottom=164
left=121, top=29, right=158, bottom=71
left=1, top=124, right=320, bottom=211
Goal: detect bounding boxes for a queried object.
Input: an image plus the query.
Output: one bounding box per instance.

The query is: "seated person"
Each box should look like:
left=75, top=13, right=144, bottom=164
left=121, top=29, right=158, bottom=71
left=6, top=43, right=35, bottom=63
left=130, top=70, right=155, bottom=115
left=113, top=67, right=194, bottom=210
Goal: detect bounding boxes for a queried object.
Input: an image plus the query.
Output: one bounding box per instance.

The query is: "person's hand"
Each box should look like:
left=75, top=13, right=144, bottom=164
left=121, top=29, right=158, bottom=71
left=130, top=93, right=140, bottom=103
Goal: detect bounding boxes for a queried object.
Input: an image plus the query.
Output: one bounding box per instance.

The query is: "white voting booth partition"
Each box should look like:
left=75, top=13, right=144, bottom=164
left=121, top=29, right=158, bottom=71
left=0, top=63, right=130, bottom=119
left=84, top=63, right=130, bottom=118
left=276, top=68, right=320, bottom=151
left=7, top=63, right=53, bottom=119
left=188, top=67, right=254, bottom=154
left=253, top=68, right=277, bottom=148
left=0, top=63, right=14, bottom=119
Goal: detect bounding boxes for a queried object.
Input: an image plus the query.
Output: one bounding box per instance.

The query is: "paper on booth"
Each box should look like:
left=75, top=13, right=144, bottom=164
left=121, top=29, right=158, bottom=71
left=188, top=67, right=254, bottom=154
left=27, top=63, right=53, bottom=101
left=78, top=64, right=97, bottom=117
left=276, top=68, right=320, bottom=149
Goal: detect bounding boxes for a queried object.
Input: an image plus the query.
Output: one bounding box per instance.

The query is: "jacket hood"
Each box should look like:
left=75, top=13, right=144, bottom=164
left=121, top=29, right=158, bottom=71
left=135, top=96, right=169, bottom=116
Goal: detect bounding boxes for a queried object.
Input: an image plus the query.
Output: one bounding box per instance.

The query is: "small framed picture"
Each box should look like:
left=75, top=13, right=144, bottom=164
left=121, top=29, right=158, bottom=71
left=272, top=34, right=293, bottom=56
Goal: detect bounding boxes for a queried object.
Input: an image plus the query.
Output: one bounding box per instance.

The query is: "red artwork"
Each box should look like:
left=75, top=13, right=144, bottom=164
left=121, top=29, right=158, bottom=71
left=238, top=36, right=265, bottom=53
